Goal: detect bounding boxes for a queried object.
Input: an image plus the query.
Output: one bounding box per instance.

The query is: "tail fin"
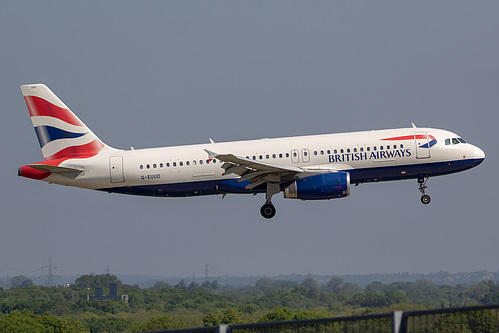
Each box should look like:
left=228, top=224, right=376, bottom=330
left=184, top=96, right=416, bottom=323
left=21, top=84, right=117, bottom=160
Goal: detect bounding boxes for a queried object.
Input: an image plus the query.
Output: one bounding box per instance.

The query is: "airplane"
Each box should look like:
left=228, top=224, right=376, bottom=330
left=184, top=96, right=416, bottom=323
left=18, top=84, right=485, bottom=219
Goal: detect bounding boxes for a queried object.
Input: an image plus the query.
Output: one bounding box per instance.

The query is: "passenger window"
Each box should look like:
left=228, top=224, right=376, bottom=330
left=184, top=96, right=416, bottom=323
left=304, top=151, right=308, bottom=156
left=334, top=149, right=338, bottom=154
left=279, top=153, right=283, bottom=158
left=367, top=147, right=370, bottom=151
left=206, top=159, right=210, bottom=164
left=193, top=160, right=196, bottom=165
left=293, top=152, right=297, bottom=157
left=314, top=151, right=318, bottom=155
left=286, top=153, right=289, bottom=158
left=173, top=162, right=176, bottom=167
left=380, top=146, right=383, bottom=150
left=272, top=154, right=276, bottom=158
left=373, top=146, right=377, bottom=151
left=387, top=145, right=390, bottom=150
left=327, top=150, right=330, bottom=154
left=393, top=145, right=397, bottom=149
left=147, top=164, right=150, bottom=169
left=259, top=155, right=263, bottom=160
left=140, top=165, right=143, bottom=169
left=179, top=162, right=183, bottom=166
left=253, top=156, right=256, bottom=160
left=340, top=149, right=344, bottom=153
left=200, top=160, right=203, bottom=165
left=347, top=148, right=350, bottom=153
left=266, top=155, right=269, bottom=159
left=186, top=161, right=190, bottom=166
left=213, top=159, right=216, bottom=163
left=160, top=163, right=163, bottom=168
left=153, top=164, right=157, bottom=168
left=320, top=150, right=324, bottom=155
left=400, top=144, right=404, bottom=148
left=353, top=148, right=357, bottom=152
left=360, top=147, right=363, bottom=152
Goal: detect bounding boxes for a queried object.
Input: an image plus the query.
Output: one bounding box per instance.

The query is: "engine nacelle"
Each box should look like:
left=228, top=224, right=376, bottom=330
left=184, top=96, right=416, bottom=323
left=284, top=172, right=350, bottom=200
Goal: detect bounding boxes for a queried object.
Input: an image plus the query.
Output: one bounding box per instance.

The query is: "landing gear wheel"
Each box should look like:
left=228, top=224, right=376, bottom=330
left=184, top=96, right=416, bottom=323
left=421, top=195, right=431, bottom=205
left=417, top=175, right=431, bottom=205
left=260, top=203, right=276, bottom=219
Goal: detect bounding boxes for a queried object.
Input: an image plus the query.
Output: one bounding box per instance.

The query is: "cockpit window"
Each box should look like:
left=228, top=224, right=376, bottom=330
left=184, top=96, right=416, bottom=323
left=446, top=137, right=467, bottom=145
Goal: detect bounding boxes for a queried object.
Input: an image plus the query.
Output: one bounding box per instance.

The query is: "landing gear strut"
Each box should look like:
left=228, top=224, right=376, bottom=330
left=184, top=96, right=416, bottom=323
left=418, top=175, right=431, bottom=205
left=260, top=182, right=280, bottom=219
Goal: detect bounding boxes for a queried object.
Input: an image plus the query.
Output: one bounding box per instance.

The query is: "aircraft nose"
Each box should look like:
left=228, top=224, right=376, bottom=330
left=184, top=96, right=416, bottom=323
left=473, top=146, right=485, bottom=160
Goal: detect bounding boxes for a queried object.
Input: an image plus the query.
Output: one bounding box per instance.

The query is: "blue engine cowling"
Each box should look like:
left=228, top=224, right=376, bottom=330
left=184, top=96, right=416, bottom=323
left=284, top=172, right=350, bottom=200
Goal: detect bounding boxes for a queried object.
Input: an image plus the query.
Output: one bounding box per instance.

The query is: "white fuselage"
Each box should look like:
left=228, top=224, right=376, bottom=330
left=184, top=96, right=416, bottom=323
left=42, top=127, right=484, bottom=198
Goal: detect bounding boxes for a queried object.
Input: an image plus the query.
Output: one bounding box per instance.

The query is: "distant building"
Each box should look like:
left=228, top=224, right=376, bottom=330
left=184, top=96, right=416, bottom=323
left=89, top=283, right=128, bottom=302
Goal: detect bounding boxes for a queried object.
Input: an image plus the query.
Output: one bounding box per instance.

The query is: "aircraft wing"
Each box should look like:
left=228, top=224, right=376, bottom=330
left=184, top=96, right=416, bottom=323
left=204, top=149, right=303, bottom=189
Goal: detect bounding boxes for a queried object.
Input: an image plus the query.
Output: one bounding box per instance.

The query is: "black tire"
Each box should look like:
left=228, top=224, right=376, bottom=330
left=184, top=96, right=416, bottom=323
left=260, top=203, right=276, bottom=219
left=421, top=195, right=431, bottom=205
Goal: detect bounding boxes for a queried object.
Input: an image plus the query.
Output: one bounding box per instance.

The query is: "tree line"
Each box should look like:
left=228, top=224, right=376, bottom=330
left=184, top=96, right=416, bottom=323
left=1, top=274, right=499, bottom=332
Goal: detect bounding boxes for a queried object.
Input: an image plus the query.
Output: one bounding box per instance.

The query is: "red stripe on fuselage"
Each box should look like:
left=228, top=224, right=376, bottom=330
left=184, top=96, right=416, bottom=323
left=24, top=96, right=84, bottom=127
left=382, top=134, right=436, bottom=141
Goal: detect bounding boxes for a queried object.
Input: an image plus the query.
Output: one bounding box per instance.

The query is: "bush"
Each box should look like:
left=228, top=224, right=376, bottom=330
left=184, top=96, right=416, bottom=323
left=130, top=315, right=186, bottom=332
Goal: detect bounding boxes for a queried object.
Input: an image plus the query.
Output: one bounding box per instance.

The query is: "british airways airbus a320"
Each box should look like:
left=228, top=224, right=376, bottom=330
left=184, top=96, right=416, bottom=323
left=18, top=84, right=485, bottom=219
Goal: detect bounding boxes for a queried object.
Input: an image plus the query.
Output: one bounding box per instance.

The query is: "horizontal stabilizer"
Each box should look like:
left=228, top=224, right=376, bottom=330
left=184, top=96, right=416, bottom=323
left=28, top=164, right=84, bottom=174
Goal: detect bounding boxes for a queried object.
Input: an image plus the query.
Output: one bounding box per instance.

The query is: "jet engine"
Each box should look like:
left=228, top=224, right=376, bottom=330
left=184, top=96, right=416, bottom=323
left=284, top=172, right=350, bottom=200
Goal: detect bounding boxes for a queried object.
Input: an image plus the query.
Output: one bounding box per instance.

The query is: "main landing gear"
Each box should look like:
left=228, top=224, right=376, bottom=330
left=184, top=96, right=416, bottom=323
left=260, top=182, right=280, bottom=219
left=261, top=202, right=276, bottom=219
left=418, top=175, right=431, bottom=205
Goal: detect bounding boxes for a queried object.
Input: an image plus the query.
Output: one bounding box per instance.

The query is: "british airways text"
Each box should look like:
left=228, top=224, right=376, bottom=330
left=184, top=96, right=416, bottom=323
left=329, top=149, right=411, bottom=163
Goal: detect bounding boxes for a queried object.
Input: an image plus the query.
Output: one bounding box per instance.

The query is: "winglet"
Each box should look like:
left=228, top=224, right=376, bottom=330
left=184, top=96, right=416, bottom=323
left=209, top=138, right=215, bottom=144
left=204, top=149, right=218, bottom=160
left=411, top=122, right=417, bottom=128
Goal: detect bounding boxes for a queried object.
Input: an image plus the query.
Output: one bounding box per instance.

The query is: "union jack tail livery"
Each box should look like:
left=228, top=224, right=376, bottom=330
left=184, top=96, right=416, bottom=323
left=21, top=84, right=115, bottom=161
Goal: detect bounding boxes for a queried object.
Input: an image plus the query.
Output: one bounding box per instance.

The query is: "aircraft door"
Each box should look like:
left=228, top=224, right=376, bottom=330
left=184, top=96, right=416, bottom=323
left=302, top=148, right=310, bottom=163
left=415, top=132, right=431, bottom=159
left=109, top=156, right=125, bottom=183
left=291, top=149, right=299, bottom=163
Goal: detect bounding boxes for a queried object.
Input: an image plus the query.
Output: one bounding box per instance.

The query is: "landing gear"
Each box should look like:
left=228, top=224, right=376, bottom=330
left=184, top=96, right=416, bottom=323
left=260, top=182, right=280, bottom=219
left=421, top=194, right=431, bottom=205
left=260, top=203, right=276, bottom=219
left=418, top=175, right=431, bottom=205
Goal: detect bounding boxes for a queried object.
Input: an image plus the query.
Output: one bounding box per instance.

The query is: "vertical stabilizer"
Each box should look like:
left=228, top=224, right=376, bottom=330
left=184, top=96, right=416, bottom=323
left=21, top=84, right=117, bottom=160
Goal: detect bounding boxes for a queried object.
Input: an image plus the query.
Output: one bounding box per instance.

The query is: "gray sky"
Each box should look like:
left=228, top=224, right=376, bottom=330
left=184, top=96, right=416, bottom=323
left=1, top=1, right=498, bottom=280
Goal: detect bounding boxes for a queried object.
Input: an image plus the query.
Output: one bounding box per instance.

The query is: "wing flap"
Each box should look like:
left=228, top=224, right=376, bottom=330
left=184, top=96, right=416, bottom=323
left=204, top=149, right=305, bottom=189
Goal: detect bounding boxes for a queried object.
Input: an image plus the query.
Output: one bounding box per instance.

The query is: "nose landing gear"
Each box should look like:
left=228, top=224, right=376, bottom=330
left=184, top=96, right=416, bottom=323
left=418, top=175, right=431, bottom=204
